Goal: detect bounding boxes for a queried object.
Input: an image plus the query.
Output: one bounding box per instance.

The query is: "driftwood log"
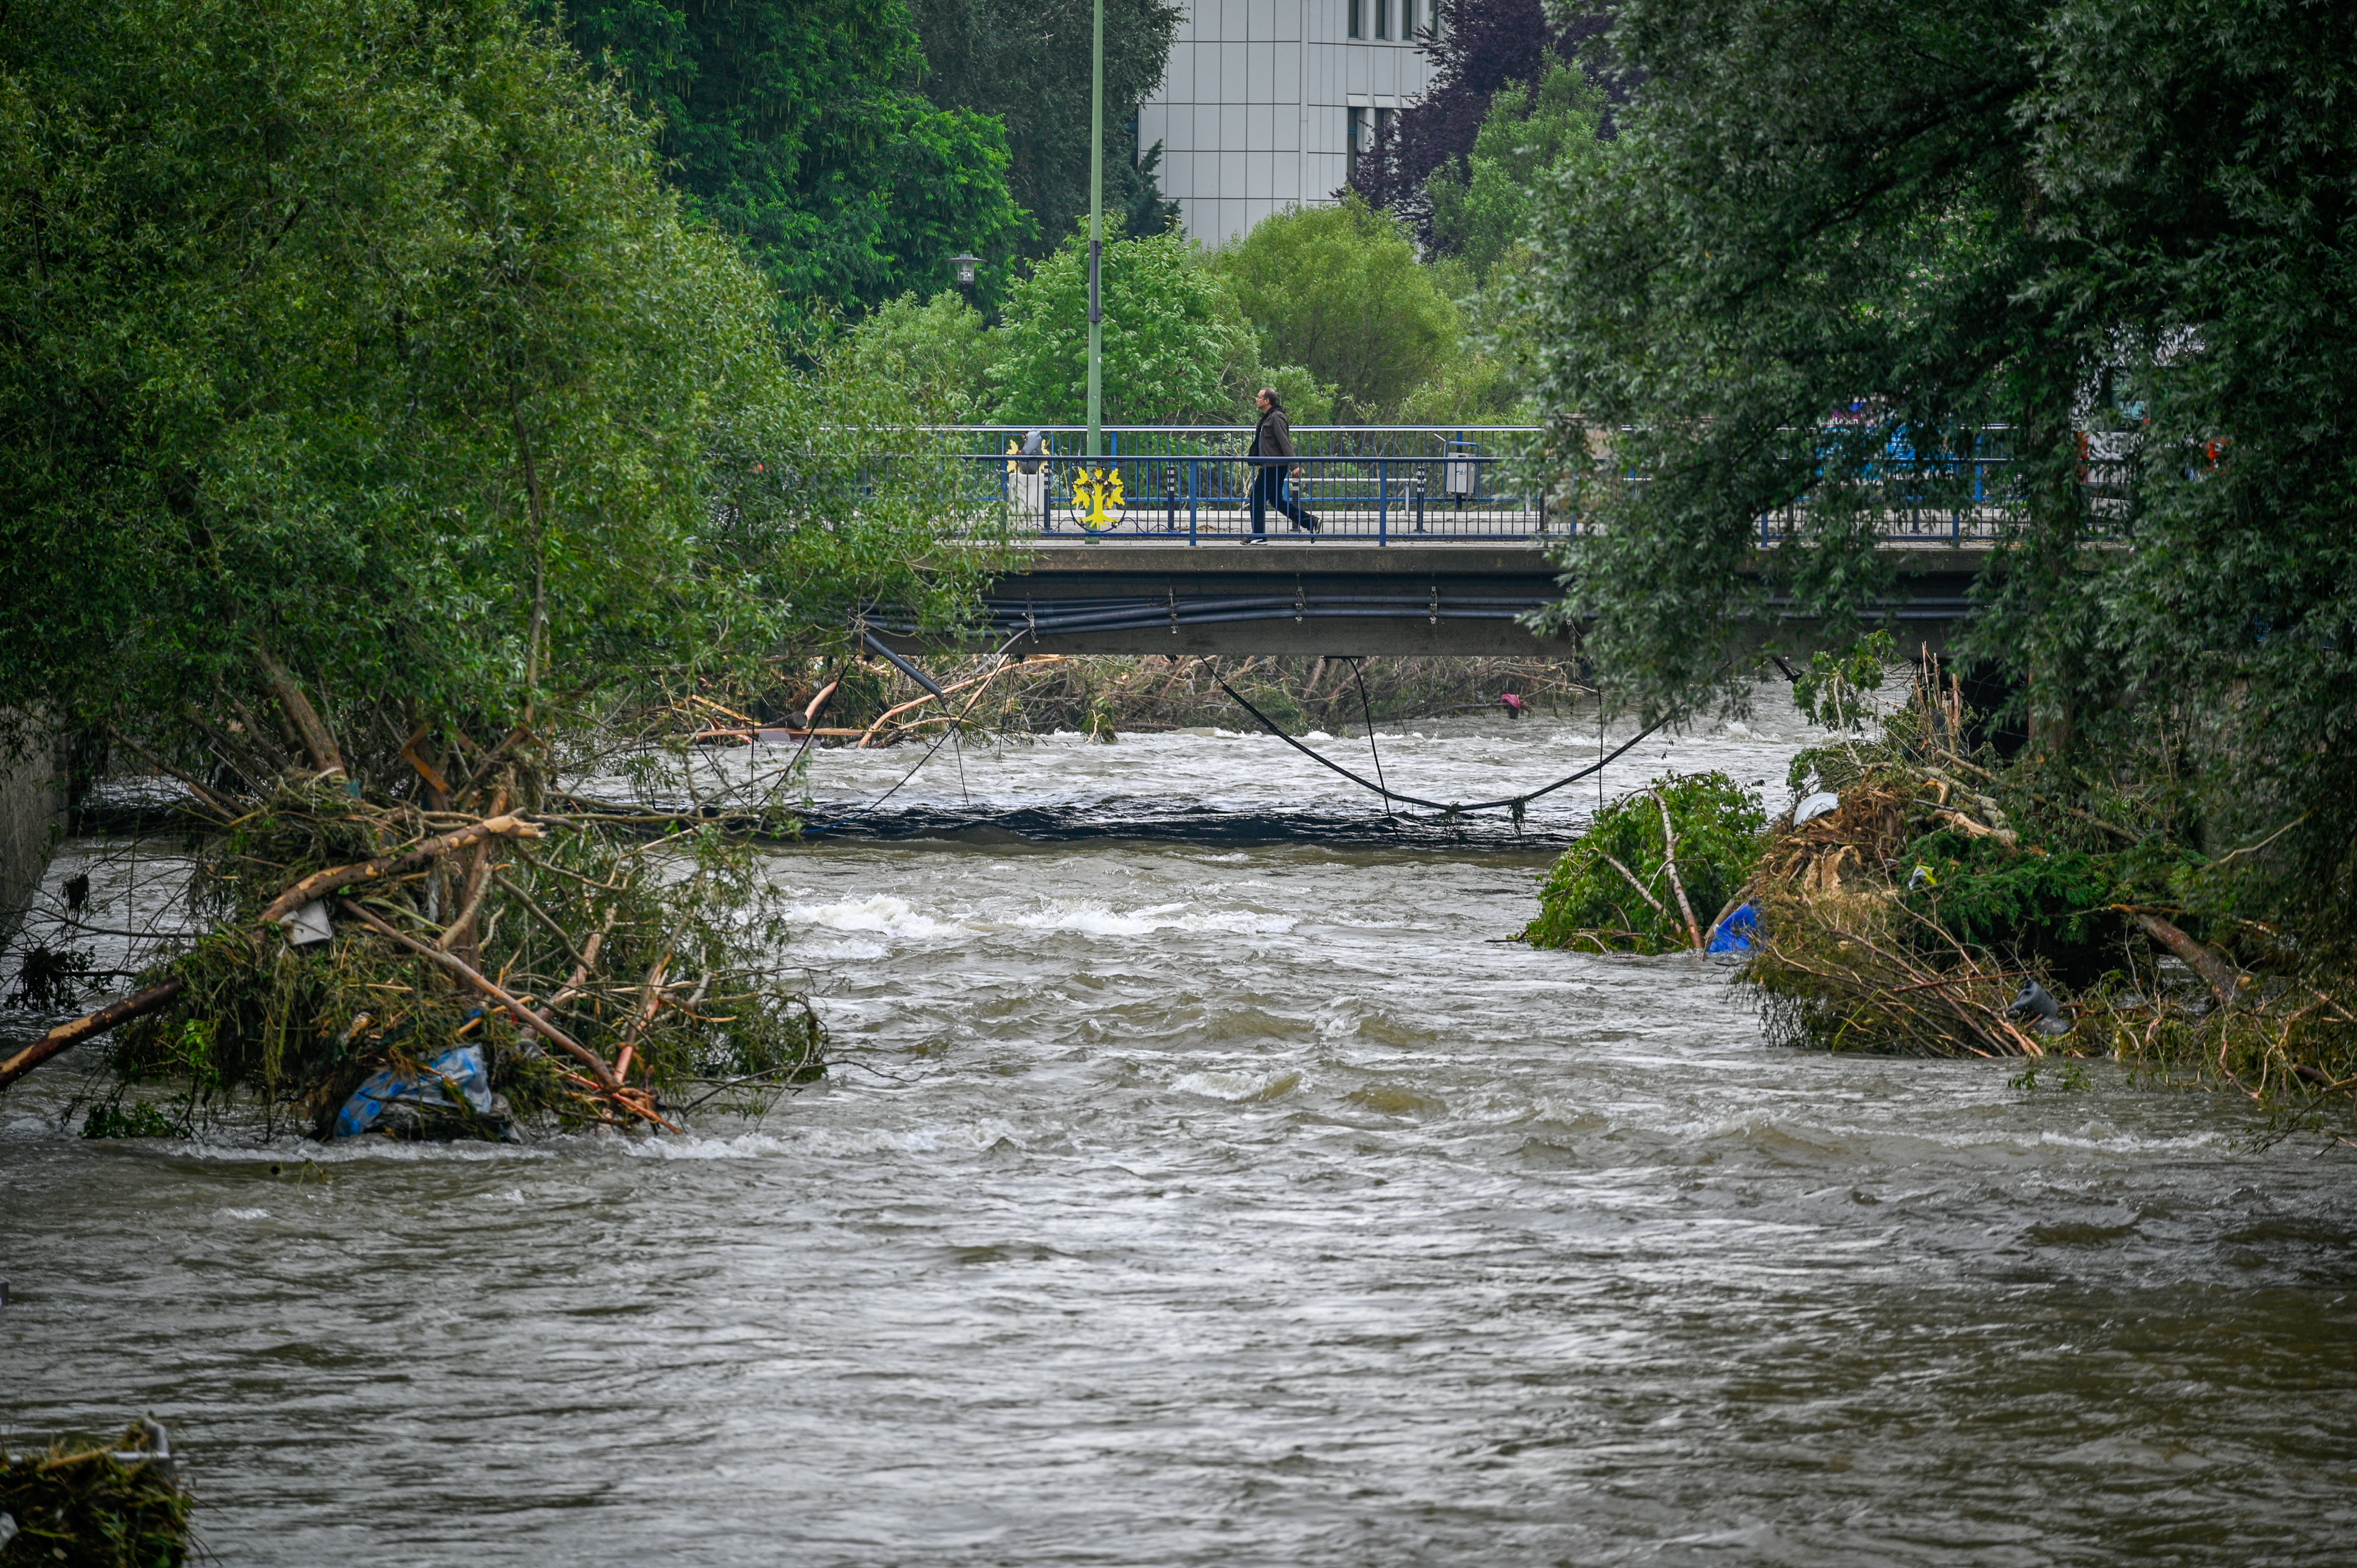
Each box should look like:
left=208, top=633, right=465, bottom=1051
left=2122, top=908, right=2246, bottom=1010
left=0, top=978, right=188, bottom=1092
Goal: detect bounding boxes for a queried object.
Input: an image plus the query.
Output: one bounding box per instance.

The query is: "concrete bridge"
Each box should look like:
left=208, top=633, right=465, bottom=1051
left=878, top=541, right=1986, bottom=658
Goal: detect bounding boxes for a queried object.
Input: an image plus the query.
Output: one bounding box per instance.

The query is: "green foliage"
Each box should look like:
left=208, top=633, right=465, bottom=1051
left=1426, top=64, right=1606, bottom=282
left=82, top=1097, right=184, bottom=1140
left=1395, top=348, right=1526, bottom=425
left=0, top=0, right=998, bottom=788
left=1250, top=364, right=1339, bottom=425
left=1524, top=0, right=2357, bottom=962
left=989, top=226, right=1254, bottom=422
left=0, top=1425, right=190, bottom=1566
left=907, top=0, right=1183, bottom=257
left=1791, top=631, right=1897, bottom=731
left=1214, top=198, right=1463, bottom=419
left=1525, top=772, right=1766, bottom=953
left=1901, top=828, right=2120, bottom=985
left=553, top=0, right=1030, bottom=313
left=844, top=291, right=999, bottom=419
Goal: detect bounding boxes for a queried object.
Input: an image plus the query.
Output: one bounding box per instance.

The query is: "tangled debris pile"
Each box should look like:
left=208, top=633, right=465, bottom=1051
left=722, top=653, right=1601, bottom=748
left=1520, top=655, right=2357, bottom=1133
left=6, top=775, right=821, bottom=1140
left=1739, top=665, right=2357, bottom=1127
left=0, top=1420, right=190, bottom=1567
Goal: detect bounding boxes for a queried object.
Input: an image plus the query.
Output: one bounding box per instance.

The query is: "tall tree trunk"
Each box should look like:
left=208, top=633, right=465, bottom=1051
left=252, top=643, right=344, bottom=775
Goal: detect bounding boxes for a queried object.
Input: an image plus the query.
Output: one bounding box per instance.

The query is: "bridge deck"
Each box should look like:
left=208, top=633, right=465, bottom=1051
left=878, top=542, right=1985, bottom=658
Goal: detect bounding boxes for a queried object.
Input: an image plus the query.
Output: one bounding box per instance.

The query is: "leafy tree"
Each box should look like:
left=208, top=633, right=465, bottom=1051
left=844, top=291, right=1000, bottom=420
left=1354, top=0, right=1616, bottom=233
left=1426, top=64, right=1605, bottom=282
left=1250, top=364, right=1338, bottom=425
left=553, top=0, right=1030, bottom=313
left=907, top=0, right=1182, bottom=256
left=1214, top=199, right=1460, bottom=419
left=0, top=0, right=992, bottom=790
left=1527, top=0, right=2357, bottom=954
left=989, top=227, right=1253, bottom=422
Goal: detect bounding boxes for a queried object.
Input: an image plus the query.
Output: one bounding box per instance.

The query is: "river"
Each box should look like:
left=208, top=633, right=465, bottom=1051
left=4, top=693, right=2354, bottom=1565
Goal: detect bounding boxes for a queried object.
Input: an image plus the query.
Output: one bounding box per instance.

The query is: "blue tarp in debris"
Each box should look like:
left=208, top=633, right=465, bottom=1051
left=334, top=1044, right=494, bottom=1137
left=1706, top=902, right=1760, bottom=955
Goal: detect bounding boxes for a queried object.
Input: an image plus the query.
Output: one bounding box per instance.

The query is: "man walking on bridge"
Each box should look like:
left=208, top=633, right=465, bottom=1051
left=1246, top=388, right=1318, bottom=542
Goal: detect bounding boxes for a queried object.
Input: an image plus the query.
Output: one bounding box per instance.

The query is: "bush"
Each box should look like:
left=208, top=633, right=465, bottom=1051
left=843, top=292, right=998, bottom=420
left=1525, top=773, right=1767, bottom=953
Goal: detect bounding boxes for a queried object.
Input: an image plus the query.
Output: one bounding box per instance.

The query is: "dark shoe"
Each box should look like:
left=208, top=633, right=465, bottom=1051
left=1298, top=514, right=1320, bottom=533
left=1241, top=534, right=1267, bottom=545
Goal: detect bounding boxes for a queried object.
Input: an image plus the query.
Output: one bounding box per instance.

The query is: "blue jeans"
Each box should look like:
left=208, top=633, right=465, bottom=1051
left=1249, top=464, right=1313, bottom=533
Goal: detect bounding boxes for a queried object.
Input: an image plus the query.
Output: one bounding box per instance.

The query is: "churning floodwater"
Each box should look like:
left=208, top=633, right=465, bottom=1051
left=4, top=694, right=2355, bottom=1566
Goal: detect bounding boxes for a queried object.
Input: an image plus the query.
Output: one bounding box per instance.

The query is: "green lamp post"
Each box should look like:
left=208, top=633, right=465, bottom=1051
left=1086, top=0, right=1104, bottom=458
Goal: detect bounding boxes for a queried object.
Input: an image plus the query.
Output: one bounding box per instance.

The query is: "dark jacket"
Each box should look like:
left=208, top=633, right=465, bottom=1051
left=1250, top=406, right=1295, bottom=464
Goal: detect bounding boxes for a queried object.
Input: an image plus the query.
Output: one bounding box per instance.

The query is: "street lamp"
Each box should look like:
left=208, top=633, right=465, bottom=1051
left=1087, top=0, right=1104, bottom=460
left=951, top=252, right=981, bottom=289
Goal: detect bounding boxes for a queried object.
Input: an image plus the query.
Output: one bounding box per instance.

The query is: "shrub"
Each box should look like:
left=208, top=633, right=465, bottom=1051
left=1524, top=772, right=1766, bottom=953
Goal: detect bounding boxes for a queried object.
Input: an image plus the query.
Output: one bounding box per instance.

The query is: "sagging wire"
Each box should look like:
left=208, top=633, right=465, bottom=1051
left=1346, top=658, right=1394, bottom=818
left=1215, top=677, right=1678, bottom=817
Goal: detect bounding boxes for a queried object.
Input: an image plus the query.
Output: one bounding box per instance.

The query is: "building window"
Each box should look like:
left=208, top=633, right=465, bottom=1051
left=1375, top=106, right=1394, bottom=152
left=1347, top=0, right=1361, bottom=38
left=1346, top=107, right=1366, bottom=183
left=1374, top=0, right=1388, bottom=38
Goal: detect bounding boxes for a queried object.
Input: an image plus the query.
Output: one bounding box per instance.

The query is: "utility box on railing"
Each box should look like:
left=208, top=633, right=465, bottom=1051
left=1444, top=441, right=1480, bottom=499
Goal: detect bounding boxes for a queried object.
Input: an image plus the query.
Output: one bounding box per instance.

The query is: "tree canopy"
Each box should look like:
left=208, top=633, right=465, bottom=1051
left=907, top=0, right=1182, bottom=258
left=1529, top=0, right=2357, bottom=949
left=553, top=0, right=1031, bottom=314
left=988, top=227, right=1254, bottom=422
left=1214, top=200, right=1461, bottom=420
left=1426, top=64, right=1605, bottom=283
left=0, top=0, right=991, bottom=787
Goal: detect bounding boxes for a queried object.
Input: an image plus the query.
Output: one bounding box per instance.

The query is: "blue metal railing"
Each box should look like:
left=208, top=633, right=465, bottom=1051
left=929, top=423, right=2128, bottom=545
left=972, top=451, right=1546, bottom=542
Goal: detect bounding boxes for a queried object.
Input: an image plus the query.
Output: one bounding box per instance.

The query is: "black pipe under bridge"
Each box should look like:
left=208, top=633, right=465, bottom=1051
left=870, top=542, right=1986, bottom=659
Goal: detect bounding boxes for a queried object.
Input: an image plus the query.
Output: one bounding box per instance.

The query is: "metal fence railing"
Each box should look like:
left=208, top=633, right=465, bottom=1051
left=937, top=424, right=2135, bottom=544
left=974, top=450, right=1545, bottom=542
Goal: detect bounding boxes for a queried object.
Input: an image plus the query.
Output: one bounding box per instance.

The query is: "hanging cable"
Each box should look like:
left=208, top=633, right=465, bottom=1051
left=1216, top=678, right=1675, bottom=816
left=1346, top=658, right=1393, bottom=817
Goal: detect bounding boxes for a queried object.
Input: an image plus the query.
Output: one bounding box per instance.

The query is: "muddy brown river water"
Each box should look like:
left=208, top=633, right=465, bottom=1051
left=4, top=697, right=2354, bottom=1564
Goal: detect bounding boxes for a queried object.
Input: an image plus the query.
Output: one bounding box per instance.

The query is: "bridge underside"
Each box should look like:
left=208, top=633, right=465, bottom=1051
left=874, top=543, right=1983, bottom=659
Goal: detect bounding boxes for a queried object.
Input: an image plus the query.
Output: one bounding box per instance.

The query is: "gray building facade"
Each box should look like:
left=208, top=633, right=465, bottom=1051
left=1138, top=0, right=1441, bottom=246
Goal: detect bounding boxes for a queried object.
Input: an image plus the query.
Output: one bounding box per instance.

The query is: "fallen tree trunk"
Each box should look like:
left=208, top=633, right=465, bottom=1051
left=256, top=814, right=542, bottom=926
left=0, top=978, right=187, bottom=1092
left=2123, top=908, right=2246, bottom=1011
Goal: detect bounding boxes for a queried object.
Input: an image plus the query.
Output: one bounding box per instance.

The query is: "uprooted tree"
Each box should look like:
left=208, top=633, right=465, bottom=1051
left=0, top=0, right=1005, bottom=1133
